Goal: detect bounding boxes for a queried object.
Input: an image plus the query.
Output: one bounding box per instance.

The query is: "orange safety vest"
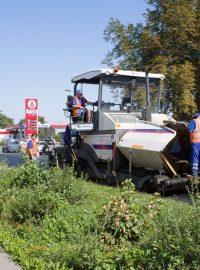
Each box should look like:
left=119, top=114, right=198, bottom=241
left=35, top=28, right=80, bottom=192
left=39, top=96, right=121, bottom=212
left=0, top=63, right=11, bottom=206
left=190, top=117, right=200, bottom=143
left=26, top=139, right=38, bottom=156
left=73, top=96, right=82, bottom=117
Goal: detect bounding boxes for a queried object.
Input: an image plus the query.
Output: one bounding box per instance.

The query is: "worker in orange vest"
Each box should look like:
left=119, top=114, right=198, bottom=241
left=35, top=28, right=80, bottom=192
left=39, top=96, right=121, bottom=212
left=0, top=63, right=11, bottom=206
left=26, top=133, right=39, bottom=160
left=72, top=89, right=92, bottom=122
left=188, top=112, right=200, bottom=176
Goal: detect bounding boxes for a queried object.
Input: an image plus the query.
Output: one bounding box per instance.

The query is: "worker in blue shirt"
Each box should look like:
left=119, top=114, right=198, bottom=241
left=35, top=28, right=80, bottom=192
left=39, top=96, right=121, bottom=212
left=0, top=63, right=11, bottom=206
left=72, top=89, right=92, bottom=122
left=188, top=112, right=200, bottom=176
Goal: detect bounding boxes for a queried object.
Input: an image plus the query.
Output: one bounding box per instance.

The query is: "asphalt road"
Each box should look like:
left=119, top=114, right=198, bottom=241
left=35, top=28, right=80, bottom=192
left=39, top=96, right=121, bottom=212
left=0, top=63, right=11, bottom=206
left=0, top=151, right=48, bottom=167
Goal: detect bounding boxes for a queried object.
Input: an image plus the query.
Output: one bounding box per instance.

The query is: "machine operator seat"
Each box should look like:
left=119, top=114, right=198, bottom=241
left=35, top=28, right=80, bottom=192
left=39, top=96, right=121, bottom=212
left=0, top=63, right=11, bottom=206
left=66, top=95, right=85, bottom=123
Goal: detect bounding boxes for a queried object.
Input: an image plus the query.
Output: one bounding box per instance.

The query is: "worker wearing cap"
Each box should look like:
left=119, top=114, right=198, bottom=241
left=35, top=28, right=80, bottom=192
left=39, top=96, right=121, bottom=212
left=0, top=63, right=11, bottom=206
left=188, top=112, right=200, bottom=176
left=72, top=89, right=92, bottom=122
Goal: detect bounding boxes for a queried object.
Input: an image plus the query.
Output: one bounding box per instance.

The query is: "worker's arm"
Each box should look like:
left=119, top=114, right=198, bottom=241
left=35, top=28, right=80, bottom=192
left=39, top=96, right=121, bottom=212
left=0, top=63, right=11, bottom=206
left=85, top=98, right=92, bottom=105
left=85, top=96, right=98, bottom=105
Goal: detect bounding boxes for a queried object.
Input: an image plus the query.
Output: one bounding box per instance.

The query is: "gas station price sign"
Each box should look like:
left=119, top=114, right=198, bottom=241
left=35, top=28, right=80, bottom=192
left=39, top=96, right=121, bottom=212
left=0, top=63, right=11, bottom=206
left=25, top=99, right=38, bottom=137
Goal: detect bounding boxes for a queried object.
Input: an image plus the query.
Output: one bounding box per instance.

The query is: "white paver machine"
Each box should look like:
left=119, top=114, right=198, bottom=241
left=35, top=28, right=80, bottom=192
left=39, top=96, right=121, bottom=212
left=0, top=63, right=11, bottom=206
left=55, top=68, right=191, bottom=192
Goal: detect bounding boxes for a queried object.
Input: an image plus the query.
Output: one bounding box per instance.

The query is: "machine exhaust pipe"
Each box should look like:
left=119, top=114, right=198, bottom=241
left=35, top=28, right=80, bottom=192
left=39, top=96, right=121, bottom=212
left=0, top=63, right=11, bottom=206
left=143, top=69, right=152, bottom=122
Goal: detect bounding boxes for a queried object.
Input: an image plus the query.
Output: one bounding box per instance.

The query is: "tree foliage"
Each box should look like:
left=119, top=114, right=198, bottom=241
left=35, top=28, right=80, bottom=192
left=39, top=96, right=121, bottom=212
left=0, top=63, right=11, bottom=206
left=0, top=112, right=14, bottom=128
left=38, top=127, right=55, bottom=139
left=103, top=0, right=200, bottom=120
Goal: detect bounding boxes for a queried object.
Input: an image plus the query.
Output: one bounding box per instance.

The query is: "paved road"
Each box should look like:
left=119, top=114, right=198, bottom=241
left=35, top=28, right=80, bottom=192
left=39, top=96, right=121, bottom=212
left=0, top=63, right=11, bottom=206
left=0, top=152, right=48, bottom=167
left=0, top=152, right=22, bottom=166
left=0, top=251, right=22, bottom=270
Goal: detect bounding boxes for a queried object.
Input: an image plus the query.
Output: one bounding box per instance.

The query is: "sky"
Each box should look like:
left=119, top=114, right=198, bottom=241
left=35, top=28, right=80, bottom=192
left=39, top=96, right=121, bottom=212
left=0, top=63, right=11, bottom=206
left=0, top=0, right=147, bottom=124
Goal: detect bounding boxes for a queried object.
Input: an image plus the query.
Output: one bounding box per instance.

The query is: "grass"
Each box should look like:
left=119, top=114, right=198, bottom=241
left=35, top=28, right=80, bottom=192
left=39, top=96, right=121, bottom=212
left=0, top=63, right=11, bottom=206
left=0, top=161, right=199, bottom=269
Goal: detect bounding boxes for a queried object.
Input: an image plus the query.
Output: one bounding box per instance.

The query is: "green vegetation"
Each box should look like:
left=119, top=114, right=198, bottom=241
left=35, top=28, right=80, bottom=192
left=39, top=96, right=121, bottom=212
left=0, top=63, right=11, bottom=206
left=0, top=161, right=199, bottom=269
left=53, top=132, right=63, bottom=143
left=103, top=0, right=200, bottom=120
left=0, top=112, right=14, bottom=128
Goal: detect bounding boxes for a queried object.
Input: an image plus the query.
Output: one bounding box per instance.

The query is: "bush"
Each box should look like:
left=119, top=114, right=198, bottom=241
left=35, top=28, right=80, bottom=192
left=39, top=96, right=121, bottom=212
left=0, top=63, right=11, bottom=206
left=99, top=180, right=161, bottom=245
left=11, top=159, right=52, bottom=189
left=48, top=165, right=87, bottom=205
left=96, top=180, right=200, bottom=270
left=138, top=202, right=200, bottom=270
left=3, top=186, right=62, bottom=224
left=41, top=234, right=100, bottom=270
left=0, top=164, right=18, bottom=214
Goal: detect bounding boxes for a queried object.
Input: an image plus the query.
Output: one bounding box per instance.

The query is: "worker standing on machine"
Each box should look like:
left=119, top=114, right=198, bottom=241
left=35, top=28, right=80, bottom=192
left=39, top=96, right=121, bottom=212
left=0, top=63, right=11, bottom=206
left=188, top=112, right=200, bottom=178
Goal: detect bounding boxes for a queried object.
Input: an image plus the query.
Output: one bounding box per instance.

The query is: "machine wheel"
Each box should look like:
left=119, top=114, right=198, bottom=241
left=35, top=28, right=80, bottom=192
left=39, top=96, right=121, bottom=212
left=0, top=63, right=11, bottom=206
left=75, top=158, right=88, bottom=177
left=57, top=152, right=66, bottom=169
left=140, top=178, right=155, bottom=193
left=131, top=172, right=156, bottom=193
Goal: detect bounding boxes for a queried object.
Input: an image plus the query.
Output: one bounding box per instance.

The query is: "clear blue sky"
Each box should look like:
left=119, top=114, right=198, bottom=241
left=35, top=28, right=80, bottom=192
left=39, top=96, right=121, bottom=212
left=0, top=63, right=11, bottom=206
left=0, top=0, right=147, bottom=124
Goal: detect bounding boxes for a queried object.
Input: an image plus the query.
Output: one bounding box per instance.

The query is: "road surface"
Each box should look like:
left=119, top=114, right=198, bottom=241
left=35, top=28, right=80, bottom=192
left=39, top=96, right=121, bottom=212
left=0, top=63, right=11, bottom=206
left=0, top=251, right=22, bottom=270
left=0, top=151, right=48, bottom=167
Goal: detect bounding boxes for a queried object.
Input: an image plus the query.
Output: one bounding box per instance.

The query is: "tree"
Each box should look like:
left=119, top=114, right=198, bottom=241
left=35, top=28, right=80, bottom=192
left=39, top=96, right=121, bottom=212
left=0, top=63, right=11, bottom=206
left=167, top=62, right=196, bottom=120
left=38, top=127, right=55, bottom=139
left=102, top=18, right=143, bottom=69
left=0, top=112, right=14, bottom=128
left=53, top=132, right=63, bottom=143
left=103, top=0, right=200, bottom=120
left=193, top=0, right=200, bottom=109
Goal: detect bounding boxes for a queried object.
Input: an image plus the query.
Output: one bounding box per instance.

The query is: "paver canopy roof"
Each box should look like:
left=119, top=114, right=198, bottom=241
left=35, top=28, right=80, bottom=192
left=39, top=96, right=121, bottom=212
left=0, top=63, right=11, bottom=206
left=71, top=68, right=165, bottom=84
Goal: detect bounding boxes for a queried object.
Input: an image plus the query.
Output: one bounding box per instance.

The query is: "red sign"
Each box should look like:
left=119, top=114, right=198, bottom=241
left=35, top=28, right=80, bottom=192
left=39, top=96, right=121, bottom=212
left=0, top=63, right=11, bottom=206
left=25, top=99, right=38, bottom=137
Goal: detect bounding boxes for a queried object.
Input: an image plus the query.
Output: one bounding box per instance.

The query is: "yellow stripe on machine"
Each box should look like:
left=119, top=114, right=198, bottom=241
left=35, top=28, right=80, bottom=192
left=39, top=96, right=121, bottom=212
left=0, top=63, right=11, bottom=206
left=131, top=144, right=144, bottom=149
left=115, top=123, right=121, bottom=128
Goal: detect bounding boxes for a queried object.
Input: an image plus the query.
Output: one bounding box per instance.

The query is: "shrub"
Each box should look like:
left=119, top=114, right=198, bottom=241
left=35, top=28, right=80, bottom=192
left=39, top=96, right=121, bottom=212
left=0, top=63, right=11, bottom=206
left=0, top=164, right=18, bottom=214
left=48, top=165, right=87, bottom=205
left=10, top=159, right=52, bottom=189
left=99, top=180, right=162, bottom=245
left=139, top=201, right=200, bottom=270
left=187, top=182, right=200, bottom=207
left=3, top=186, right=62, bottom=224
left=42, top=235, right=100, bottom=270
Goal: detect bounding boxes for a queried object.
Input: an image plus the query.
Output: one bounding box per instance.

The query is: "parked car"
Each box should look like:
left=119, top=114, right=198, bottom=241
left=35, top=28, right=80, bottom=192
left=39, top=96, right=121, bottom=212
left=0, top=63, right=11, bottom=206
left=2, top=139, right=21, bottom=153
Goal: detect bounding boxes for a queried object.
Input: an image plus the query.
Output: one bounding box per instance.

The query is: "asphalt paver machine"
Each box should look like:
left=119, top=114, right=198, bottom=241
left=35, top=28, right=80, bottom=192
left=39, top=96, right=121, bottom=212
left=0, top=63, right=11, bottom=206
left=51, top=68, right=191, bottom=192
